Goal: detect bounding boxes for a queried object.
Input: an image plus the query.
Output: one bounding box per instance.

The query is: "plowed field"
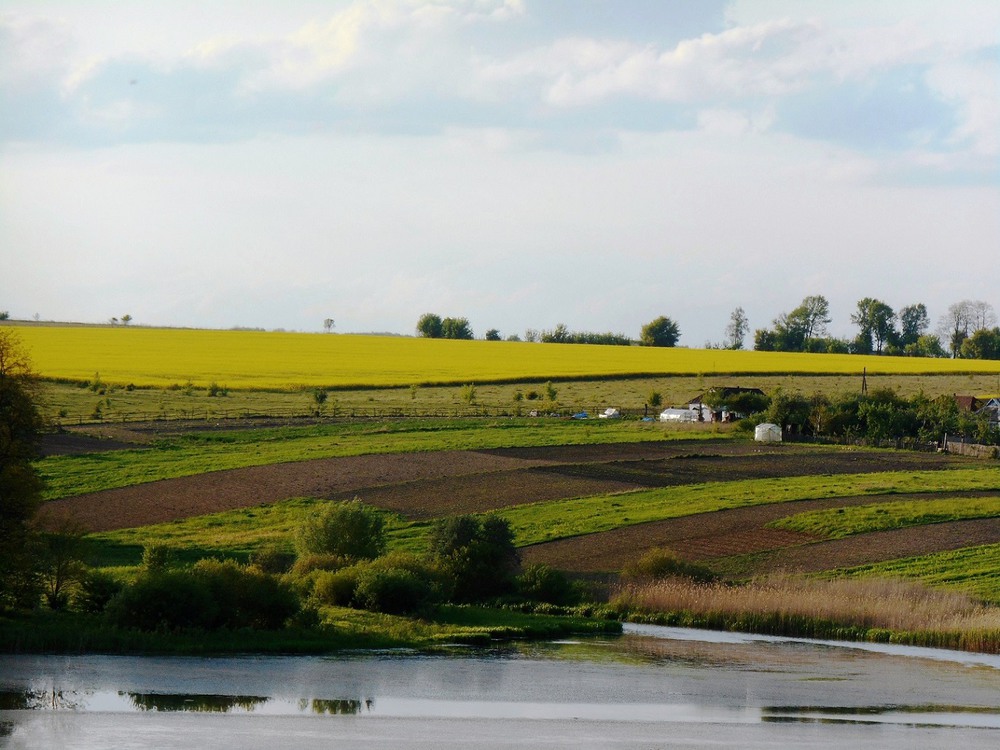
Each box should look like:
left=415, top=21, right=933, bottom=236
left=40, top=434, right=999, bottom=579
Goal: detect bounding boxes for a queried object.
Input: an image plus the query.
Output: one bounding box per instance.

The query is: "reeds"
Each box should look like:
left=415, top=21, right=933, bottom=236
left=613, top=575, right=1000, bottom=653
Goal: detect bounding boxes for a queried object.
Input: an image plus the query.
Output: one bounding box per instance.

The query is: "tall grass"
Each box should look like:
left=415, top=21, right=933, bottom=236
left=613, top=575, right=1000, bottom=653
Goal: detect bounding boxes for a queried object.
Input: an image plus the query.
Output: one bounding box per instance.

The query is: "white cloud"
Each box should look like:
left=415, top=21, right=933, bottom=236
left=1, top=1, right=997, bottom=341
left=926, top=60, right=1000, bottom=157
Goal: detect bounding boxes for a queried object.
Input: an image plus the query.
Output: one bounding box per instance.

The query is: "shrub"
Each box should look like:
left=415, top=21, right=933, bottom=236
left=430, top=514, right=520, bottom=603
left=192, top=558, right=299, bottom=630
left=311, top=552, right=448, bottom=611
left=517, top=564, right=582, bottom=607
left=296, top=499, right=386, bottom=560
left=74, top=569, right=123, bottom=614
left=105, top=570, right=218, bottom=631
left=354, top=566, right=435, bottom=615
left=250, top=545, right=297, bottom=575
left=106, top=561, right=299, bottom=632
left=620, top=547, right=716, bottom=584
left=290, top=553, right=353, bottom=576
left=141, top=544, right=174, bottom=573
left=312, top=567, right=362, bottom=607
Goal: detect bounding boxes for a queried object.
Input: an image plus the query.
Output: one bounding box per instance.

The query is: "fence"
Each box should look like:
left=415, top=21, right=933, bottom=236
left=942, top=434, right=1000, bottom=459
left=58, top=404, right=665, bottom=427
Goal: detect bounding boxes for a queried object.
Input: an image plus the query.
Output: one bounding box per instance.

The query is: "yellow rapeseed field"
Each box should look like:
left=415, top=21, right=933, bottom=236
left=7, top=324, right=1000, bottom=390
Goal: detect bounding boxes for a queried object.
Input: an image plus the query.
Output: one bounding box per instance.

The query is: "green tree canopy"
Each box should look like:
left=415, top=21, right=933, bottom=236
left=430, top=514, right=520, bottom=602
left=960, top=327, right=1000, bottom=360
left=296, top=499, right=387, bottom=561
left=0, top=329, right=46, bottom=609
left=640, top=316, right=681, bottom=347
left=416, top=313, right=443, bottom=338
left=441, top=317, right=473, bottom=340
left=851, top=297, right=896, bottom=354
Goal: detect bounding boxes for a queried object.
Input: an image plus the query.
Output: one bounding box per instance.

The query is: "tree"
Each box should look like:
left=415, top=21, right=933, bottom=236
left=960, top=327, right=1000, bottom=360
left=441, top=317, right=473, bottom=340
left=296, top=499, right=386, bottom=561
left=724, top=307, right=748, bottom=350
left=793, top=295, right=831, bottom=341
left=939, top=300, right=996, bottom=357
left=484, top=328, right=501, bottom=341
left=416, top=313, right=443, bottom=338
left=753, top=295, right=830, bottom=352
left=121, top=314, right=132, bottom=326
left=0, top=330, right=46, bottom=609
left=430, top=514, right=520, bottom=602
left=851, top=297, right=896, bottom=354
left=897, top=304, right=929, bottom=347
left=905, top=334, right=946, bottom=358
left=323, top=318, right=335, bottom=333
left=640, top=316, right=681, bottom=347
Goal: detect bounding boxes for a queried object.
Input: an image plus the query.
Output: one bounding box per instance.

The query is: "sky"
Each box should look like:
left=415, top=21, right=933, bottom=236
left=1, top=0, right=998, bottom=346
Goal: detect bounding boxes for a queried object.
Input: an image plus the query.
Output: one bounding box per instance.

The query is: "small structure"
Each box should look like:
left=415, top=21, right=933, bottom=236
left=598, top=407, right=621, bottom=419
left=754, top=423, right=782, bottom=443
left=659, top=408, right=697, bottom=422
left=688, top=386, right=766, bottom=423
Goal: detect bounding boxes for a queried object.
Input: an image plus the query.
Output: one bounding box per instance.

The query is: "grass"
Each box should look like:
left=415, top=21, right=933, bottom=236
left=769, top=497, right=1000, bottom=539
left=494, top=467, right=1000, bottom=547
left=11, top=323, right=1000, bottom=391
left=81, top=466, right=1000, bottom=569
left=39, top=418, right=725, bottom=500
left=835, top=544, right=1000, bottom=605
left=0, top=604, right=621, bottom=655
left=39, top=371, right=1000, bottom=425
left=613, top=575, right=1000, bottom=653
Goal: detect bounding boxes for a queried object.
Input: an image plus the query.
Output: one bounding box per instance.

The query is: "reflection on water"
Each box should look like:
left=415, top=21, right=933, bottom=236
left=2, top=686, right=998, bottom=728
left=2, top=626, right=1000, bottom=748
left=302, top=698, right=371, bottom=715
left=1, top=689, right=374, bottom=716
left=127, top=693, right=269, bottom=713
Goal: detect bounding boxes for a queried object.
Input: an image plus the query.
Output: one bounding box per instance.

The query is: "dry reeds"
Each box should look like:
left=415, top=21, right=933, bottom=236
left=613, top=575, right=1000, bottom=653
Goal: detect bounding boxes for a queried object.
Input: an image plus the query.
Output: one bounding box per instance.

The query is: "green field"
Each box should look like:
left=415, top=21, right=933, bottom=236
left=11, top=322, right=1000, bottom=653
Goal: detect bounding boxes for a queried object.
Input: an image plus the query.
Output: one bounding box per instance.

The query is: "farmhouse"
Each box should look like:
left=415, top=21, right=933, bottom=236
left=688, top=386, right=767, bottom=423
left=953, top=395, right=1000, bottom=427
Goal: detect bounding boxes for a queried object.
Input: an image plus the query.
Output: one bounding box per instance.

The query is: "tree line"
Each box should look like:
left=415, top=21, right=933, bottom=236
left=750, top=296, right=998, bottom=359
left=708, top=385, right=999, bottom=446
left=417, top=297, right=998, bottom=359
left=417, top=313, right=681, bottom=347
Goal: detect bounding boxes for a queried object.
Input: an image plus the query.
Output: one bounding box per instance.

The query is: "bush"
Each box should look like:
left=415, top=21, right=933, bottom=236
left=192, top=558, right=300, bottom=630
left=312, top=552, right=448, bottom=612
left=516, top=564, right=579, bottom=606
left=430, top=514, right=520, bottom=603
left=141, top=544, right=174, bottom=573
left=106, top=571, right=218, bottom=631
left=517, top=564, right=582, bottom=607
left=354, top=566, right=435, bottom=615
left=290, top=553, right=353, bottom=577
left=620, top=547, right=716, bottom=584
left=296, top=500, right=386, bottom=560
left=250, top=545, right=297, bottom=575
left=74, top=569, right=123, bottom=615
left=106, top=562, right=299, bottom=632
left=312, top=567, right=362, bottom=607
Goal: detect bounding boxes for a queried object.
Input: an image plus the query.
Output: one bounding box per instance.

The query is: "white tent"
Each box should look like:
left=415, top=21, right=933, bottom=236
left=754, top=423, right=782, bottom=442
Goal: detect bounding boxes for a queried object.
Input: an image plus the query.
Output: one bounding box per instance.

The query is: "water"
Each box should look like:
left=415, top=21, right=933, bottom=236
left=2, top=625, right=999, bottom=748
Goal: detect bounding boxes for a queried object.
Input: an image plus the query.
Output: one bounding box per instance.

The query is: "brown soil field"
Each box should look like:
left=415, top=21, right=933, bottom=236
left=39, top=429, right=1000, bottom=581
left=519, top=491, right=1000, bottom=576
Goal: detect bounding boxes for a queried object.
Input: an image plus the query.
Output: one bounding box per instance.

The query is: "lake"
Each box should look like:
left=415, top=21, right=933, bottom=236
left=2, top=624, right=999, bottom=748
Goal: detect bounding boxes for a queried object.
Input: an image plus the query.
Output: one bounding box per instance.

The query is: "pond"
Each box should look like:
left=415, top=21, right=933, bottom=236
left=2, top=624, right=999, bottom=748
